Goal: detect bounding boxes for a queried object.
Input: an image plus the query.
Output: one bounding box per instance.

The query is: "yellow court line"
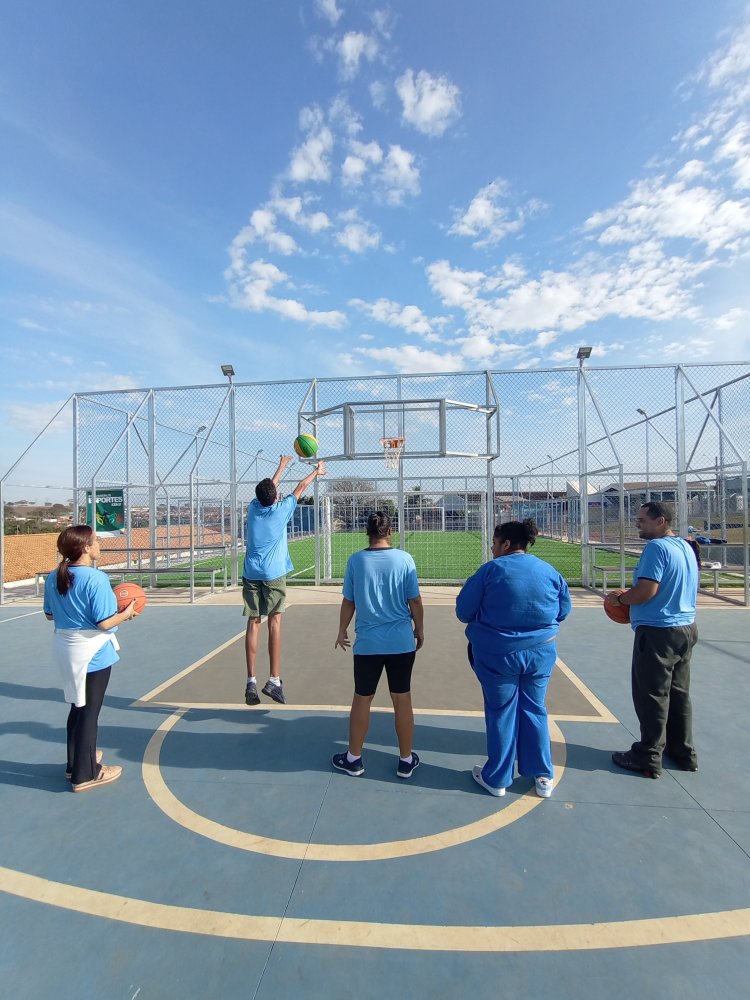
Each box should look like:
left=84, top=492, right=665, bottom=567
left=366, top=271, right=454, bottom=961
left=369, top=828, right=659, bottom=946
left=555, top=658, right=619, bottom=723
left=136, top=630, right=247, bottom=704
left=1, top=865, right=748, bottom=951
left=143, top=711, right=567, bottom=862
left=143, top=702, right=487, bottom=716
left=140, top=702, right=616, bottom=725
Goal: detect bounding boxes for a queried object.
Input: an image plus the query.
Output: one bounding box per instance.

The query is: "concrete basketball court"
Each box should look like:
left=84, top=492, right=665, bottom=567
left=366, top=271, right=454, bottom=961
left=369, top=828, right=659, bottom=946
left=0, top=585, right=748, bottom=999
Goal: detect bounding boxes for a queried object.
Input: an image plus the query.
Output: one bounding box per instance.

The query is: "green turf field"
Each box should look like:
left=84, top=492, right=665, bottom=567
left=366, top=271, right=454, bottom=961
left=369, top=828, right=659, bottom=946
left=127, top=531, right=739, bottom=589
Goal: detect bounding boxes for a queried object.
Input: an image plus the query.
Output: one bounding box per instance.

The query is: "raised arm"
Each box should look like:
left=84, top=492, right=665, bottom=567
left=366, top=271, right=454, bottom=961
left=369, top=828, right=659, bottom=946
left=292, top=460, right=326, bottom=500
left=271, top=455, right=294, bottom=487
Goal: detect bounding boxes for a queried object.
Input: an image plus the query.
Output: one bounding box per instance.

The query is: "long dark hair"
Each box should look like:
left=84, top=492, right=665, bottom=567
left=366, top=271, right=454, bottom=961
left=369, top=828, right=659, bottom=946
left=55, top=524, right=94, bottom=596
left=494, top=518, right=538, bottom=551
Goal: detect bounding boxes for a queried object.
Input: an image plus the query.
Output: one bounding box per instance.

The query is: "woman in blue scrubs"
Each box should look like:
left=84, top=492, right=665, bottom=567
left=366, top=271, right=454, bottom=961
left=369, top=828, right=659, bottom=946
left=456, top=519, right=571, bottom=798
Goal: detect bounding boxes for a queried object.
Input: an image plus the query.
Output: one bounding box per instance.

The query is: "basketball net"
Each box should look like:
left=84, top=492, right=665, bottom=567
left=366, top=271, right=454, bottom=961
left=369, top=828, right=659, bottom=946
left=380, top=437, right=405, bottom=469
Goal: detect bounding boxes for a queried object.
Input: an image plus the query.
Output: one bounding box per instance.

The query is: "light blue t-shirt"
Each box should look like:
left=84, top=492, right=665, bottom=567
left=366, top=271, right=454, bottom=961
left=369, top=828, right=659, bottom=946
left=456, top=552, right=571, bottom=657
left=242, top=494, right=297, bottom=581
left=630, top=536, right=698, bottom=629
left=342, top=548, right=420, bottom=655
left=43, top=566, right=120, bottom=672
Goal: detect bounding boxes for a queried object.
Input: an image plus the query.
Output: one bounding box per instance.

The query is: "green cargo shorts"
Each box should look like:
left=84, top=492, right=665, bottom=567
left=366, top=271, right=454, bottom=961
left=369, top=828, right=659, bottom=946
left=242, top=576, right=287, bottom=618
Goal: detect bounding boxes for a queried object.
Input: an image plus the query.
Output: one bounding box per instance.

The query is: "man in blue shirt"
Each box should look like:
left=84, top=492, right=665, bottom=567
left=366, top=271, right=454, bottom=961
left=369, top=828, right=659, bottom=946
left=605, top=502, right=699, bottom=778
left=332, top=511, right=424, bottom=778
left=243, top=454, right=325, bottom=706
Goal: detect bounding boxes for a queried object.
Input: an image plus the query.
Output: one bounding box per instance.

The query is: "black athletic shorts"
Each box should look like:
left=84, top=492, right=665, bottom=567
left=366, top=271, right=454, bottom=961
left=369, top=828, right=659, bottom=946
left=353, top=651, right=416, bottom=697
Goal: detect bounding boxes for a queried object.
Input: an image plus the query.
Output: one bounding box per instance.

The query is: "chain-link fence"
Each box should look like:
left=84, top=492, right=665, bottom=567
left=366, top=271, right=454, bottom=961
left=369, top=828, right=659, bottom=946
left=2, top=363, right=748, bottom=603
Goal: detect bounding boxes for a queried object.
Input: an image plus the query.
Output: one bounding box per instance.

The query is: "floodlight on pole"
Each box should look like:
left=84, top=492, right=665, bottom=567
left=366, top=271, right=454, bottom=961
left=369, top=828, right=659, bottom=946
left=221, top=364, right=235, bottom=380
left=576, top=346, right=592, bottom=362
left=636, top=409, right=651, bottom=502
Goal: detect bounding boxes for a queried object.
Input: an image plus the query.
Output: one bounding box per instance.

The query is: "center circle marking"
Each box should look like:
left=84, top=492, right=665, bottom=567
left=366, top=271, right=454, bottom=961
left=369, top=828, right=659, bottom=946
left=142, top=709, right=567, bottom=861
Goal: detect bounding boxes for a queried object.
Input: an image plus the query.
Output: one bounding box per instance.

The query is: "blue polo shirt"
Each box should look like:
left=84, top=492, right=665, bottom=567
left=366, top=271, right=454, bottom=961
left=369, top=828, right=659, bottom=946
left=242, top=494, right=297, bottom=581
left=630, top=536, right=698, bottom=629
left=343, top=548, right=420, bottom=655
left=43, top=566, right=120, bottom=672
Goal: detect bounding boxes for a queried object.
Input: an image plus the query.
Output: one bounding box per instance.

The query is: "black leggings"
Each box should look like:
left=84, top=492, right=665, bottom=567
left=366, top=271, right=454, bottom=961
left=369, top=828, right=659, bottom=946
left=66, top=667, right=111, bottom=784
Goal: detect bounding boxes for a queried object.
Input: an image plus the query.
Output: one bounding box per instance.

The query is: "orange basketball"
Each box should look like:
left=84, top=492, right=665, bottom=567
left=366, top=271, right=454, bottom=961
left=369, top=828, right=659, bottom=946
left=113, top=582, right=147, bottom=615
left=604, top=590, right=630, bottom=625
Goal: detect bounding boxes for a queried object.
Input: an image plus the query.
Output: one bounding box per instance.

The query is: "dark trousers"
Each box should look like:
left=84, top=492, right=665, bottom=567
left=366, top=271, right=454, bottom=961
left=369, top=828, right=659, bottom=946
left=630, top=624, right=698, bottom=772
left=66, top=667, right=111, bottom=784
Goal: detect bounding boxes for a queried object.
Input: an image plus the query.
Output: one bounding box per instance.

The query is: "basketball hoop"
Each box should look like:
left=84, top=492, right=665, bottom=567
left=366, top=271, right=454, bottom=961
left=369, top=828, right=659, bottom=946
left=380, top=437, right=405, bottom=469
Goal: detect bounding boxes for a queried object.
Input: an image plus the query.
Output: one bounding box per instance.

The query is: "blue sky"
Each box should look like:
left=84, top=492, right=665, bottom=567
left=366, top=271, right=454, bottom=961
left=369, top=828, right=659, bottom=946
left=2, top=0, right=750, bottom=484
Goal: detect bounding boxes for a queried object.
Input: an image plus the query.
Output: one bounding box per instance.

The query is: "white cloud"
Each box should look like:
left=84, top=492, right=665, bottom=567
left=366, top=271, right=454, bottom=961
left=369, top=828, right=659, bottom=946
left=395, top=69, right=461, bottom=137
left=370, top=80, right=388, bottom=109
left=716, top=120, right=750, bottom=188
left=341, top=139, right=383, bottom=187
left=227, top=258, right=345, bottom=327
left=315, top=0, right=342, bottom=26
left=713, top=306, right=746, bottom=329
left=379, top=144, right=420, bottom=203
left=288, top=124, right=334, bottom=183
left=449, top=179, right=545, bottom=247
left=349, top=297, right=443, bottom=340
left=585, top=175, right=750, bottom=254
left=335, top=212, right=381, bottom=253
left=18, top=317, right=47, bottom=331
left=338, top=31, right=379, bottom=79
left=356, top=344, right=463, bottom=372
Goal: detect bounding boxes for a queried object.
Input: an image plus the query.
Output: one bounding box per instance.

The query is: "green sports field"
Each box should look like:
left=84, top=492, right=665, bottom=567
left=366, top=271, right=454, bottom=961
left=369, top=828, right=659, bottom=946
left=142, top=530, right=736, bottom=588
left=284, top=531, right=600, bottom=583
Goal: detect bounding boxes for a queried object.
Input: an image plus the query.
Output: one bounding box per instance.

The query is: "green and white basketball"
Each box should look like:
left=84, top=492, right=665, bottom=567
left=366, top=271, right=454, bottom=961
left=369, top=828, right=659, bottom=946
left=293, top=433, right=319, bottom=458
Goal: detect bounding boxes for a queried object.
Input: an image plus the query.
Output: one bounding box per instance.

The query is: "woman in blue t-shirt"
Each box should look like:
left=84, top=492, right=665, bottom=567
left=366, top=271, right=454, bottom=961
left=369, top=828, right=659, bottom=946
left=457, top=519, right=571, bottom=799
left=44, top=525, right=137, bottom=792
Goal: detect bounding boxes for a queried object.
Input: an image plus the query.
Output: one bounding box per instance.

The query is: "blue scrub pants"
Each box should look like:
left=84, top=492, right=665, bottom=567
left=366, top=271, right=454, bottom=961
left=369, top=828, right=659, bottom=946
left=471, top=641, right=556, bottom=790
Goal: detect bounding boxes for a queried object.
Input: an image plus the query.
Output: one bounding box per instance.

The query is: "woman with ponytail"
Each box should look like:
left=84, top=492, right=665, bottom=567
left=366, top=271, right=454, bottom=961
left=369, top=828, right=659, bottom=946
left=456, top=519, right=571, bottom=799
left=43, top=525, right=137, bottom=792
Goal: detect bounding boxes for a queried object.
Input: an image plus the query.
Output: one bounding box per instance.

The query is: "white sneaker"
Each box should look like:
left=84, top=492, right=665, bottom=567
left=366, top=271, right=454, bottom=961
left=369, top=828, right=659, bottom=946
left=472, top=764, right=506, bottom=797
left=535, top=776, right=553, bottom=798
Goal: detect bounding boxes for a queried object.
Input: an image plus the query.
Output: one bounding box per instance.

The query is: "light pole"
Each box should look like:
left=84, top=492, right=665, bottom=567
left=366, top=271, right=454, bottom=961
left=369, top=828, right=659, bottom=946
left=195, top=425, right=206, bottom=546
left=526, top=465, right=532, bottom=509
left=636, top=408, right=650, bottom=502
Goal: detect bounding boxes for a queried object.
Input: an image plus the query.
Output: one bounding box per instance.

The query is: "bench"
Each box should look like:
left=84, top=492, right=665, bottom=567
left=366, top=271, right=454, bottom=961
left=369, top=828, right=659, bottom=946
left=700, top=562, right=724, bottom=596
left=36, top=565, right=225, bottom=597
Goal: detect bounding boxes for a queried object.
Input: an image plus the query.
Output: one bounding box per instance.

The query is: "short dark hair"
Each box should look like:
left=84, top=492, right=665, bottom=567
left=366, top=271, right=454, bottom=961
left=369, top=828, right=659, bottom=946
left=255, top=478, right=277, bottom=507
left=639, top=501, right=673, bottom=524
left=366, top=510, right=391, bottom=540
left=494, top=518, right=538, bottom=551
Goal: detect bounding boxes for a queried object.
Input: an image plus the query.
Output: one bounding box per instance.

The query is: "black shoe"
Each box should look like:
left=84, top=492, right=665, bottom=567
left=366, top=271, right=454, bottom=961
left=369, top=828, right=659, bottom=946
left=397, top=752, right=420, bottom=779
left=665, top=753, right=698, bottom=772
left=612, top=750, right=660, bottom=779
left=244, top=681, right=260, bottom=706
left=261, top=679, right=285, bottom=704
left=332, top=752, right=364, bottom=776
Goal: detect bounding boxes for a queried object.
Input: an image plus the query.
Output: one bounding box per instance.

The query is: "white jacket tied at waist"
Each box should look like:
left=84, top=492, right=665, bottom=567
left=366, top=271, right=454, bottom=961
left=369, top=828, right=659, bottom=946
left=53, top=629, right=120, bottom=707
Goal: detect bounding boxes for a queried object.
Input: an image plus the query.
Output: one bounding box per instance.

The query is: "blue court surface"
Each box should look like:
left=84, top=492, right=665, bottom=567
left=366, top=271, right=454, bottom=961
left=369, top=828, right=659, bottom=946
left=0, top=593, right=748, bottom=1000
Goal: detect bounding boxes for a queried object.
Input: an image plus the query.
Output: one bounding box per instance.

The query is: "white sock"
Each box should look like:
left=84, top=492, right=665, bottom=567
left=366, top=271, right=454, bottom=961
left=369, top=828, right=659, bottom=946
left=400, top=755, right=413, bottom=764
left=267, top=676, right=281, bottom=687
left=246, top=678, right=256, bottom=687
left=346, top=751, right=361, bottom=763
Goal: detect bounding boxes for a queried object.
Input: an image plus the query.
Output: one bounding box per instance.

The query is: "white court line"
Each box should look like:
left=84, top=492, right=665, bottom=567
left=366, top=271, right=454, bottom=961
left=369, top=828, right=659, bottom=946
left=0, top=610, right=45, bottom=623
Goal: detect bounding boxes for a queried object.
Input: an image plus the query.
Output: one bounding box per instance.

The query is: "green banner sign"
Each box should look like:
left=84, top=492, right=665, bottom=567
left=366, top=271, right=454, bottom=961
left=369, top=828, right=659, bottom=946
left=85, top=490, right=125, bottom=536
